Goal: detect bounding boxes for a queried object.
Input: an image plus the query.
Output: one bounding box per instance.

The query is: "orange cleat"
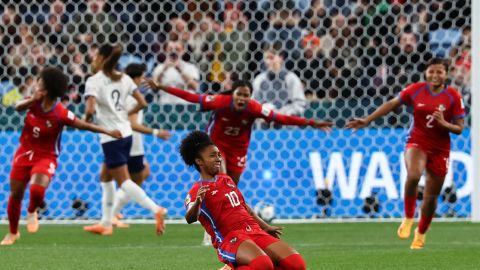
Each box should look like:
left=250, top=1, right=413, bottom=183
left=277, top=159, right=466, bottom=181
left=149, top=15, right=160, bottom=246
left=26, top=211, right=39, bottom=234
left=112, top=214, right=130, bottom=228
left=1, top=232, right=20, bottom=246
left=155, top=208, right=168, bottom=235
left=410, top=228, right=426, bottom=250
left=83, top=224, right=113, bottom=236
left=397, top=218, right=414, bottom=240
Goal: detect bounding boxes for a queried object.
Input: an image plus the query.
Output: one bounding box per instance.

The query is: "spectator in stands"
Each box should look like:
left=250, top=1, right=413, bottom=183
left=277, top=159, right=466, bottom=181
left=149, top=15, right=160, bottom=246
left=2, top=76, right=34, bottom=107
left=67, top=0, right=122, bottom=44
left=152, top=39, right=200, bottom=104
left=253, top=43, right=305, bottom=117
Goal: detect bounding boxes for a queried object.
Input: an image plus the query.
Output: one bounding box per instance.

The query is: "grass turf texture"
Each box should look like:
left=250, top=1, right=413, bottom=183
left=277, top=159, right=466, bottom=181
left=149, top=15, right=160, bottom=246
left=1, top=222, right=479, bottom=269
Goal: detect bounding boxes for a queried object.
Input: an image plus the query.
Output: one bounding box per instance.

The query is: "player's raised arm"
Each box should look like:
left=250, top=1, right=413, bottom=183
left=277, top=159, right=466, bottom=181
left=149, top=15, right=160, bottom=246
left=272, top=112, right=333, bottom=132
left=345, top=97, right=401, bottom=130
left=185, top=186, right=209, bottom=224
left=147, top=80, right=201, bottom=103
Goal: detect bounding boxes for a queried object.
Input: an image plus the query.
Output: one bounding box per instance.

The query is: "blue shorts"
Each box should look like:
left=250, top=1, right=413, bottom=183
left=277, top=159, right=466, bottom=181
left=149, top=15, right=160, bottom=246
left=128, top=155, right=145, bottom=173
left=101, top=136, right=132, bottom=169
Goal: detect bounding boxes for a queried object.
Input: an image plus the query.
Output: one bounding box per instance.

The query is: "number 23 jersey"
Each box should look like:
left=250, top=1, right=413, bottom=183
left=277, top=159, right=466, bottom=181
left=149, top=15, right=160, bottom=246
left=184, top=174, right=260, bottom=247
left=399, top=82, right=465, bottom=151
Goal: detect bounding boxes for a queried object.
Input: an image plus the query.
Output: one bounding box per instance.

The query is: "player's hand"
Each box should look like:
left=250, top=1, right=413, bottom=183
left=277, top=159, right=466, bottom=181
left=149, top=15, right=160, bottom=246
left=196, top=186, right=209, bottom=203
left=32, top=90, right=45, bottom=101
left=108, top=129, right=122, bottom=139
left=433, top=110, right=447, bottom=127
left=310, top=120, right=333, bottom=132
left=157, top=129, right=172, bottom=140
left=264, top=225, right=283, bottom=239
left=345, top=118, right=369, bottom=130
left=145, top=79, right=160, bottom=91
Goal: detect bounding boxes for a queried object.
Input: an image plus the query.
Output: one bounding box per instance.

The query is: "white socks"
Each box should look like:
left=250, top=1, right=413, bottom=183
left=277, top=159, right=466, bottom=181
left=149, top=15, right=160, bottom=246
left=120, top=180, right=159, bottom=214
left=112, top=188, right=130, bottom=216
left=100, top=181, right=115, bottom=227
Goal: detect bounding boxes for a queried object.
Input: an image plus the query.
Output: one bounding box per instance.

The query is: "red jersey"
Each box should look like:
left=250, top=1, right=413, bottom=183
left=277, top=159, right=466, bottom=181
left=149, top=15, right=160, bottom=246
left=399, top=82, right=465, bottom=151
left=19, top=101, right=77, bottom=157
left=201, top=95, right=274, bottom=155
left=184, top=174, right=261, bottom=248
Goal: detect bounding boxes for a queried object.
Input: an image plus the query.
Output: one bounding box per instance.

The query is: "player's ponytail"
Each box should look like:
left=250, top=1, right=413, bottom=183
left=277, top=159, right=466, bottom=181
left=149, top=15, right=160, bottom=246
left=180, top=131, right=214, bottom=172
left=98, top=44, right=123, bottom=81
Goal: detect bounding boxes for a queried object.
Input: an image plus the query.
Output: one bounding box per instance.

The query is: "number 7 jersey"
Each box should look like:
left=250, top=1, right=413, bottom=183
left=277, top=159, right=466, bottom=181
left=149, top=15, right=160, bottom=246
left=184, top=174, right=260, bottom=248
left=399, top=82, right=465, bottom=151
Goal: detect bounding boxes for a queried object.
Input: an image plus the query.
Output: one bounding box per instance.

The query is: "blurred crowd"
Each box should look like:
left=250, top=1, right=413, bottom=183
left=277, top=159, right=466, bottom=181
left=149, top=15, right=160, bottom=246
left=0, top=0, right=471, bottom=114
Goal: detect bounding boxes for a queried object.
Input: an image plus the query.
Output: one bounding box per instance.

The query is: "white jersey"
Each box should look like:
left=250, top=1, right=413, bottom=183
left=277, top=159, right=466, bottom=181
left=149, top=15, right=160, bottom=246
left=85, top=71, right=137, bottom=143
left=126, top=95, right=145, bottom=156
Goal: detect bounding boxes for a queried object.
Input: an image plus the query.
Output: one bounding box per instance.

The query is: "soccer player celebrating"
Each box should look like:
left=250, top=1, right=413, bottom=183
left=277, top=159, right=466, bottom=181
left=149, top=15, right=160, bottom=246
left=346, top=58, right=465, bottom=249
left=83, top=44, right=167, bottom=236
left=107, top=63, right=171, bottom=228
left=181, top=131, right=306, bottom=270
left=1, top=67, right=122, bottom=245
left=148, top=80, right=332, bottom=184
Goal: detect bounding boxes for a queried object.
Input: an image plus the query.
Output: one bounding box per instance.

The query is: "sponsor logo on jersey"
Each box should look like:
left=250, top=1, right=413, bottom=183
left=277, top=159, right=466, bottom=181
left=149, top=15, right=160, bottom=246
left=438, top=104, right=446, bottom=112
left=241, top=120, right=248, bottom=125
left=227, top=183, right=236, bottom=188
left=230, top=237, right=237, bottom=244
left=185, top=194, right=191, bottom=206
left=222, top=117, right=229, bottom=121
left=417, top=103, right=425, bottom=107
left=211, top=190, right=218, bottom=196
left=46, top=120, right=52, bottom=128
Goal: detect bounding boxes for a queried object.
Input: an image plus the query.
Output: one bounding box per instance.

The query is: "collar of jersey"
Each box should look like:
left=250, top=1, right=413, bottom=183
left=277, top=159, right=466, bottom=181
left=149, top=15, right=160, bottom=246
left=426, top=84, right=448, bottom=97
left=199, top=175, right=219, bottom=183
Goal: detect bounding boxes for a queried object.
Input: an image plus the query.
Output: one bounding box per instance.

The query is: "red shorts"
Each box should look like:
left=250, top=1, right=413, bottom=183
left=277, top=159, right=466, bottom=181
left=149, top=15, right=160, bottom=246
left=406, top=143, right=450, bottom=177
left=10, top=146, right=57, bottom=182
left=218, top=148, right=247, bottom=173
left=216, top=225, right=280, bottom=267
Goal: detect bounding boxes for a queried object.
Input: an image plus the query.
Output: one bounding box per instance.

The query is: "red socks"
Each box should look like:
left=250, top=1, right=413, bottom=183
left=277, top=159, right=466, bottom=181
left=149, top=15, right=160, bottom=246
left=418, top=215, right=433, bottom=234
left=236, top=255, right=274, bottom=270
left=404, top=196, right=416, bottom=218
left=27, top=184, right=46, bottom=213
left=274, top=254, right=306, bottom=270
left=7, top=196, right=22, bottom=234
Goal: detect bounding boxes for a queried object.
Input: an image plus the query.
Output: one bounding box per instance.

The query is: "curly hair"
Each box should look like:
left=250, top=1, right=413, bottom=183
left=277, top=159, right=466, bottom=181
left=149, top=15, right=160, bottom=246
left=179, top=131, right=214, bottom=172
left=40, top=67, right=68, bottom=99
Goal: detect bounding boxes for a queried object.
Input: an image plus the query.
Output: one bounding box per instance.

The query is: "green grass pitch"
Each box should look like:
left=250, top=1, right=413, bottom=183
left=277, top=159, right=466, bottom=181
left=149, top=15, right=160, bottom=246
left=1, top=222, right=479, bottom=269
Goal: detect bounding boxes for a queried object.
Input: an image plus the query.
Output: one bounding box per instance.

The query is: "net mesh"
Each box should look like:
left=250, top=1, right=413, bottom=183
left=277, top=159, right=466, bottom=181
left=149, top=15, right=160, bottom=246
left=0, top=0, right=472, bottom=220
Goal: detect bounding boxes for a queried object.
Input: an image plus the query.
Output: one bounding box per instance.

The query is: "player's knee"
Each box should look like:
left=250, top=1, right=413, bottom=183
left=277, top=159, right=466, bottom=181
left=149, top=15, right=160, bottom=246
left=406, top=172, right=422, bottom=182
left=249, top=255, right=274, bottom=270
left=277, top=254, right=306, bottom=270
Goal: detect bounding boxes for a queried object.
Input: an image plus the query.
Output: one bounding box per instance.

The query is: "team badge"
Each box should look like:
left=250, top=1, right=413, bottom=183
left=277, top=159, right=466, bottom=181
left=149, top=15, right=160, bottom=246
left=211, top=190, right=218, bottom=196
left=46, top=120, right=52, bottom=128
left=222, top=117, right=229, bottom=121
left=438, top=104, right=446, bottom=112
left=206, top=96, right=215, bottom=102
left=241, top=120, right=248, bottom=125
left=230, top=237, right=237, bottom=244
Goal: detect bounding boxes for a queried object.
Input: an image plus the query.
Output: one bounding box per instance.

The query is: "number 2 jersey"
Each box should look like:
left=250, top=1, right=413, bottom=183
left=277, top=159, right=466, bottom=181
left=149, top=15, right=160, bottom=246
left=19, top=100, right=76, bottom=158
left=399, top=82, right=465, bottom=151
left=85, top=71, right=137, bottom=143
left=184, top=174, right=261, bottom=248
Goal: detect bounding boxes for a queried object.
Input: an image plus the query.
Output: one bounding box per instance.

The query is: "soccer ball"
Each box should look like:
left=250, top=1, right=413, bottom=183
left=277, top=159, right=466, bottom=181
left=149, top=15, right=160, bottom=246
left=255, top=202, right=275, bottom=223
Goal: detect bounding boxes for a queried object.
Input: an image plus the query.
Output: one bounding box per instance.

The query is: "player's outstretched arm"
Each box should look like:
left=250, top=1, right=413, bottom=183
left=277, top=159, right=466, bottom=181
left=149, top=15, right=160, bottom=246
left=128, top=90, right=147, bottom=116
left=147, top=79, right=201, bottom=104
left=245, top=204, right=283, bottom=239
left=273, top=113, right=333, bottom=132
left=185, top=186, right=209, bottom=224
left=15, top=90, right=44, bottom=112
left=345, top=97, right=401, bottom=130
left=128, top=112, right=171, bottom=140
left=71, top=118, right=122, bottom=139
